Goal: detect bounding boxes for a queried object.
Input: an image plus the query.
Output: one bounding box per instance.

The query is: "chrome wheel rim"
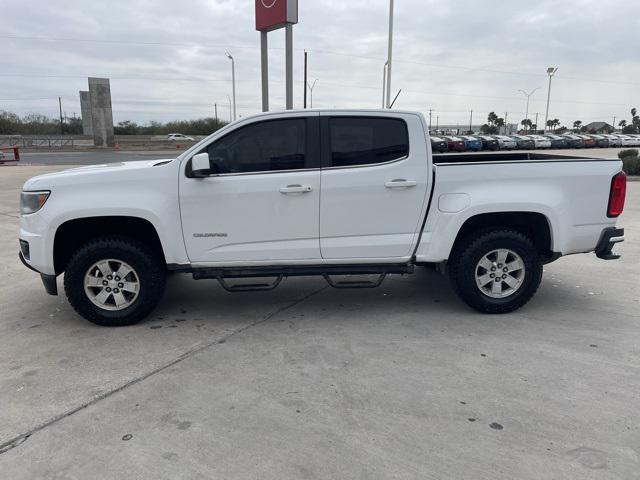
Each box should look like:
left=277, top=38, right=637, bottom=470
left=84, top=259, right=140, bottom=311
left=475, top=249, right=526, bottom=299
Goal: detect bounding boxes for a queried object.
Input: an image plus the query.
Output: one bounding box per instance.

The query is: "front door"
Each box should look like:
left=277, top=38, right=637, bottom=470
left=319, top=114, right=430, bottom=259
left=180, top=115, right=321, bottom=263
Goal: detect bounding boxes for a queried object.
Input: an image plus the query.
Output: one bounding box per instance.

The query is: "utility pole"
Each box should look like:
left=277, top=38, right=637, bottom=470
left=535, top=112, right=539, bottom=132
left=544, top=67, right=558, bottom=132
left=214, top=104, right=218, bottom=124
left=303, top=50, right=308, bottom=109
left=612, top=116, right=616, bottom=131
left=504, top=112, right=508, bottom=134
left=469, top=109, right=473, bottom=133
left=58, top=97, right=64, bottom=134
left=385, top=0, right=394, bottom=108
left=428, top=109, right=433, bottom=131
left=436, top=116, right=439, bottom=131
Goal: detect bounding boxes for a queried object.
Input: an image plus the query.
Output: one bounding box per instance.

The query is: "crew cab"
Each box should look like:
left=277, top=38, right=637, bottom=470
left=19, top=110, right=626, bottom=326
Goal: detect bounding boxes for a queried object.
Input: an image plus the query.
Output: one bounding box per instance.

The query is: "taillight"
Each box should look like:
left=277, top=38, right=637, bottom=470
left=607, top=171, right=626, bottom=218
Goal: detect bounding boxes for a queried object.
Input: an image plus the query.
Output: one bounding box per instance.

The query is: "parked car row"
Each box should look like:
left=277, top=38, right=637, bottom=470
left=430, top=133, right=640, bottom=152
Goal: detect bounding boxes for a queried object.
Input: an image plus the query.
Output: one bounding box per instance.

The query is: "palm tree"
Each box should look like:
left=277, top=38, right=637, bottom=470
left=573, top=120, right=582, bottom=132
left=619, top=120, right=627, bottom=128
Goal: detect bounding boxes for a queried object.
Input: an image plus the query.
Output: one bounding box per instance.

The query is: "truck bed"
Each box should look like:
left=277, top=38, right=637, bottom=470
left=432, top=152, right=618, bottom=165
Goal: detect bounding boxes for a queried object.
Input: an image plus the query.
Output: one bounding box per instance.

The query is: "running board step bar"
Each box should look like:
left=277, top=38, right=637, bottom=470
left=217, top=275, right=283, bottom=292
left=323, top=273, right=387, bottom=289
left=191, top=263, right=413, bottom=292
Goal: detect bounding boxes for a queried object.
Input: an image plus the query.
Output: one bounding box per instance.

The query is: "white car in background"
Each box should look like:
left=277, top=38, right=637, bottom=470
left=613, top=134, right=639, bottom=147
left=626, top=134, right=640, bottom=146
left=493, top=135, right=517, bottom=150
left=167, top=133, right=195, bottom=142
left=526, top=135, right=552, bottom=149
left=602, top=134, right=622, bottom=147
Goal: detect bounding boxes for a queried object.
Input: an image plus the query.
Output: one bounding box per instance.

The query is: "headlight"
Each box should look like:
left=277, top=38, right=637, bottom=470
left=20, top=191, right=50, bottom=214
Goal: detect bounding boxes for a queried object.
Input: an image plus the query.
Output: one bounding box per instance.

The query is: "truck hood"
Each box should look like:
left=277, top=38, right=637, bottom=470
left=23, top=159, right=175, bottom=190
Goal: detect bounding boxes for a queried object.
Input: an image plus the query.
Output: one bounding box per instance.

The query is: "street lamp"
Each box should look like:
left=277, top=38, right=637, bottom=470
left=544, top=67, right=558, bottom=132
left=518, top=87, right=540, bottom=132
left=226, top=94, right=232, bottom=123
left=307, top=79, right=318, bottom=108
left=225, top=52, right=236, bottom=122
left=385, top=0, right=394, bottom=108
left=381, top=61, right=388, bottom=108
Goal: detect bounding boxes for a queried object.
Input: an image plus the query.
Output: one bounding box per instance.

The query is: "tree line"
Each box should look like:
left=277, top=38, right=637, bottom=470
left=478, top=107, right=640, bottom=135
left=0, top=110, right=228, bottom=136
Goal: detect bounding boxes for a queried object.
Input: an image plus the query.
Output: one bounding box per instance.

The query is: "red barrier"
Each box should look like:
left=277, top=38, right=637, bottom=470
left=0, top=145, right=20, bottom=164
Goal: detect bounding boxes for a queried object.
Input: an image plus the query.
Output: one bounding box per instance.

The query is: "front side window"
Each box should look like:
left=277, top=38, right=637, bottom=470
left=200, top=118, right=306, bottom=174
left=329, top=117, right=409, bottom=167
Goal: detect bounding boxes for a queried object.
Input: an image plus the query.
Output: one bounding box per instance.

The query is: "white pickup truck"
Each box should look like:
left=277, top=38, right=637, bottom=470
left=19, top=110, right=626, bottom=326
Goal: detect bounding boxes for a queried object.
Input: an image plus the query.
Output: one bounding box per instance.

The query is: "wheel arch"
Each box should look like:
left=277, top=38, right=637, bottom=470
left=53, top=216, right=166, bottom=275
left=450, top=211, right=554, bottom=260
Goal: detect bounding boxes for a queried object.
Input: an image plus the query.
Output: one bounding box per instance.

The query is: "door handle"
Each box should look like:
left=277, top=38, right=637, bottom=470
left=279, top=184, right=313, bottom=194
left=385, top=179, right=417, bottom=188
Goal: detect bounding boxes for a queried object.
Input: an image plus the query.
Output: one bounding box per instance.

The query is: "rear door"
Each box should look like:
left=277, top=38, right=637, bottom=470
left=319, top=113, right=431, bottom=259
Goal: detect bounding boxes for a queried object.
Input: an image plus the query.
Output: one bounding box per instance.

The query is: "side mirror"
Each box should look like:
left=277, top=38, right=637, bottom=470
left=191, top=152, right=211, bottom=177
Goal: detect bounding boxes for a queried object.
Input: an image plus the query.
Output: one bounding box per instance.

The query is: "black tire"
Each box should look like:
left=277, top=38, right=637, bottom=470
left=64, top=236, right=165, bottom=326
left=448, top=229, right=542, bottom=314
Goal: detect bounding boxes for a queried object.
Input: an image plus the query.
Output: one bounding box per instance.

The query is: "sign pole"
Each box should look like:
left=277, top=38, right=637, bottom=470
left=285, top=24, right=293, bottom=109
left=303, top=50, right=308, bottom=109
left=261, top=31, right=269, bottom=112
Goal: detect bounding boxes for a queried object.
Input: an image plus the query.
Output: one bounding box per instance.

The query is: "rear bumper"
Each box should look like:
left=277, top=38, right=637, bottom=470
left=595, top=227, right=624, bottom=260
left=19, top=250, right=58, bottom=295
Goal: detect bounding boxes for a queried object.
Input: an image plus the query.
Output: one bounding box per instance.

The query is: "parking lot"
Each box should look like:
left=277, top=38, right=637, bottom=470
left=0, top=165, right=638, bottom=479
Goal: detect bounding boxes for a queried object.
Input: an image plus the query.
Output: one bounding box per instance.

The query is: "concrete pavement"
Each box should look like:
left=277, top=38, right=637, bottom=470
left=0, top=166, right=638, bottom=479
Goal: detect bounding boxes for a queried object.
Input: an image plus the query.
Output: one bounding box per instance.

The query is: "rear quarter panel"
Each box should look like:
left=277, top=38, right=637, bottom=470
left=415, top=159, right=623, bottom=262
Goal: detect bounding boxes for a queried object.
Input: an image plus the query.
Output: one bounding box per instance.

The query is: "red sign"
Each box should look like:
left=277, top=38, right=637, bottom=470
left=255, top=0, right=298, bottom=32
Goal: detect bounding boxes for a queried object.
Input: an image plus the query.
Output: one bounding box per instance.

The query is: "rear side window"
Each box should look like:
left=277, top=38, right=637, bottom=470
left=329, top=117, right=409, bottom=167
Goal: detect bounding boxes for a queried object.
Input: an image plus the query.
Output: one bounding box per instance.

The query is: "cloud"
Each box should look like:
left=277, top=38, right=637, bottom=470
left=1, top=0, right=638, bottom=128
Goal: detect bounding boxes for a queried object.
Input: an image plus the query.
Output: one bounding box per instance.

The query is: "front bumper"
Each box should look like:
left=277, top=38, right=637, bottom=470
left=19, top=250, right=58, bottom=295
left=595, top=227, right=624, bottom=260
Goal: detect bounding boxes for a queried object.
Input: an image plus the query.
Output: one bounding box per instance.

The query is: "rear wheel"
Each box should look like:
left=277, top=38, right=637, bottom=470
left=64, top=237, right=165, bottom=326
left=449, top=229, right=542, bottom=314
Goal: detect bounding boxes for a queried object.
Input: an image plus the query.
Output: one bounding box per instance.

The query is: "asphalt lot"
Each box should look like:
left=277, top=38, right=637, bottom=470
left=0, top=165, right=638, bottom=479
left=14, top=146, right=627, bottom=165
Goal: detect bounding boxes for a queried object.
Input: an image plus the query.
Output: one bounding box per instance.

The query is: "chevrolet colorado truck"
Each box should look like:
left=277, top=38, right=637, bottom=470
left=19, top=110, right=626, bottom=326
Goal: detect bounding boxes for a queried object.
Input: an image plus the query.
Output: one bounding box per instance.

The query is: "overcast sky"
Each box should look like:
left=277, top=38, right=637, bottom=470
left=2, top=0, right=639, bottom=128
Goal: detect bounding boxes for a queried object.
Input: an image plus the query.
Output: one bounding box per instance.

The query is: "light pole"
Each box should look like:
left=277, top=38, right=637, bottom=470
left=544, top=67, right=558, bottom=132
left=385, top=0, right=394, bottom=108
left=518, top=87, right=540, bottom=131
left=226, top=94, right=232, bottom=123
left=307, top=79, right=318, bottom=108
left=225, top=52, right=236, bottom=121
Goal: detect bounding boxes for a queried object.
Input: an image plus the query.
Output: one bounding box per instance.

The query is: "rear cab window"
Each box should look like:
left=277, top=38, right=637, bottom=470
left=325, top=117, right=409, bottom=168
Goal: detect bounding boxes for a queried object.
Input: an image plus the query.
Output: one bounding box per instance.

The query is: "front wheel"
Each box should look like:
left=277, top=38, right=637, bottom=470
left=449, top=229, right=542, bottom=314
left=64, top=237, right=166, bottom=326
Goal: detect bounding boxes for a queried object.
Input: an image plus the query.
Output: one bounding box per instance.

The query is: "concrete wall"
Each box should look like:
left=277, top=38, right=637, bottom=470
left=79, top=91, right=93, bottom=136
left=88, top=78, right=115, bottom=147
